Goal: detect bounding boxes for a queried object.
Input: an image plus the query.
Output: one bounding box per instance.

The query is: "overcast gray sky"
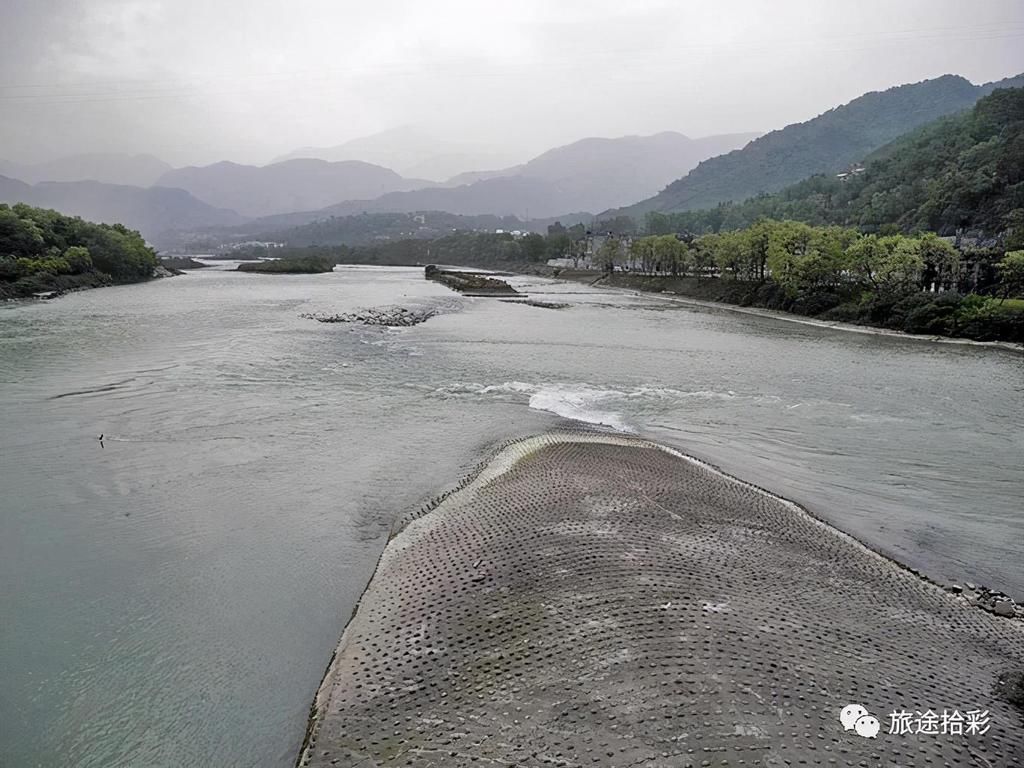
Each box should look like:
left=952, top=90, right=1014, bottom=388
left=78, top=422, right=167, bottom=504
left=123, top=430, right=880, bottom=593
left=2, top=0, right=1023, bottom=167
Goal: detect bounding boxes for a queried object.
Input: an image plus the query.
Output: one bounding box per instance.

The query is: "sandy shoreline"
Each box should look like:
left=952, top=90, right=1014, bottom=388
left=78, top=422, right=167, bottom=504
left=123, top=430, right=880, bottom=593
left=299, top=432, right=1023, bottom=767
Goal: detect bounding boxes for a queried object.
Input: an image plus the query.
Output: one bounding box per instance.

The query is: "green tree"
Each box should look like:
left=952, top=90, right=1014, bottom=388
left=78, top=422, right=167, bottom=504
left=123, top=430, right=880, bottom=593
left=877, top=237, right=925, bottom=294
left=0, top=207, right=46, bottom=256
left=765, top=221, right=816, bottom=291
left=546, top=233, right=571, bottom=260
left=845, top=234, right=885, bottom=289
left=1003, top=210, right=1024, bottom=252
left=597, top=236, right=622, bottom=273
left=63, top=245, right=93, bottom=274
left=629, top=237, right=656, bottom=274
left=917, top=233, right=960, bottom=289
left=714, top=232, right=747, bottom=279
left=691, top=234, right=719, bottom=279
left=652, top=235, right=685, bottom=275
left=747, top=219, right=774, bottom=281
left=644, top=211, right=674, bottom=236
left=520, top=233, right=547, bottom=263
left=996, top=250, right=1024, bottom=301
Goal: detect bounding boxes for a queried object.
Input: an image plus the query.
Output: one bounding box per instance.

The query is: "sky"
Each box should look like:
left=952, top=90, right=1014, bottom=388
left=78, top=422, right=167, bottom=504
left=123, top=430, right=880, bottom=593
left=1, top=0, right=1023, bottom=170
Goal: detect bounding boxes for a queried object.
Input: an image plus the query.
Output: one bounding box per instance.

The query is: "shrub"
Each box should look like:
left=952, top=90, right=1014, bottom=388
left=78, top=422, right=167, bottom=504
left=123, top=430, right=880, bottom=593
left=901, top=292, right=962, bottom=334
left=790, top=289, right=843, bottom=317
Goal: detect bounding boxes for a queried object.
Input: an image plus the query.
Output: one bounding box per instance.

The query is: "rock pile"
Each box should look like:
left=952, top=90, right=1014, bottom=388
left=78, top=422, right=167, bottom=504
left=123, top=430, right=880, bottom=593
left=955, top=583, right=1021, bottom=618
left=424, top=265, right=518, bottom=294
left=301, top=305, right=438, bottom=327
left=499, top=298, right=570, bottom=309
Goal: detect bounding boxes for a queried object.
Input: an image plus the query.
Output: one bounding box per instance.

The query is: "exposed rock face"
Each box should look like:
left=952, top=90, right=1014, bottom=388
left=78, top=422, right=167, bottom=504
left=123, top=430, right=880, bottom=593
left=995, top=600, right=1017, bottom=617
left=301, top=305, right=439, bottom=327
left=424, top=265, right=518, bottom=294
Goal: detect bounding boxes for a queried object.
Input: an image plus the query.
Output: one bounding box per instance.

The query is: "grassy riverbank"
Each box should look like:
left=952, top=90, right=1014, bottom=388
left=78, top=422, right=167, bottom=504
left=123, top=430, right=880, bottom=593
left=553, top=270, right=1024, bottom=343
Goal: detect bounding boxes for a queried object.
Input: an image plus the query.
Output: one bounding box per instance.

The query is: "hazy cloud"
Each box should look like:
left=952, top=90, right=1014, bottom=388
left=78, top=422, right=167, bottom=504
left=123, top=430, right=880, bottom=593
left=1, top=0, right=1022, bottom=167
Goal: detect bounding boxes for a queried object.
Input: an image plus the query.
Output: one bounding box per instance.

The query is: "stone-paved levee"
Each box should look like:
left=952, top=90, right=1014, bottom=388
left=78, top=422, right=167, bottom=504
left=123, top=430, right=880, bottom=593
left=301, top=433, right=1024, bottom=767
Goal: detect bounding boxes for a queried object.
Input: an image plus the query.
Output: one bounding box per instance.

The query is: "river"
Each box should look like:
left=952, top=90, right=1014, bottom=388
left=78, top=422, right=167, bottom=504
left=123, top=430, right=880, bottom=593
left=1, top=263, right=1021, bottom=767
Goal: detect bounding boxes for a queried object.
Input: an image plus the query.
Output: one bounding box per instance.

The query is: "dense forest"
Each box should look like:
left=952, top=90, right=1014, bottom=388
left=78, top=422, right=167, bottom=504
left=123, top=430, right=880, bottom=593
left=0, top=203, right=157, bottom=299
left=643, top=88, right=1024, bottom=239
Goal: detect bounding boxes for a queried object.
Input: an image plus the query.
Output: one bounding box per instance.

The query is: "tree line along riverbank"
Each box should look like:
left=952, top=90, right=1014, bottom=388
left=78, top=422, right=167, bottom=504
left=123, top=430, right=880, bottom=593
left=569, top=221, right=1024, bottom=343
left=0, top=203, right=158, bottom=300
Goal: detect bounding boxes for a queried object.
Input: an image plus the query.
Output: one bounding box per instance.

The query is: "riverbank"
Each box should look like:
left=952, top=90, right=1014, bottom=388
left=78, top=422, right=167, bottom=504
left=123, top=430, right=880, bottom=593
left=0, top=266, right=180, bottom=302
left=549, top=270, right=1024, bottom=353
left=299, top=432, right=1024, bottom=767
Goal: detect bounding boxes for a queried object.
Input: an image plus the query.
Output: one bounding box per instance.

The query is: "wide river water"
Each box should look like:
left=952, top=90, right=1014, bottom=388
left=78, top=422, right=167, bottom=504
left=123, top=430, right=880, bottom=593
left=1, top=264, right=1021, bottom=767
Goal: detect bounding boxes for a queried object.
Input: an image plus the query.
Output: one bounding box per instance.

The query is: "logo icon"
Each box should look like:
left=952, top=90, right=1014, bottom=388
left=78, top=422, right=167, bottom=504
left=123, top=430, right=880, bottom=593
left=840, top=704, right=880, bottom=738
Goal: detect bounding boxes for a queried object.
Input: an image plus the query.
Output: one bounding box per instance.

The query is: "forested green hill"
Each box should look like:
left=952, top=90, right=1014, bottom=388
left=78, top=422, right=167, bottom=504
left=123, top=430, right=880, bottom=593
left=617, top=73, right=1024, bottom=218
left=644, top=87, right=1024, bottom=238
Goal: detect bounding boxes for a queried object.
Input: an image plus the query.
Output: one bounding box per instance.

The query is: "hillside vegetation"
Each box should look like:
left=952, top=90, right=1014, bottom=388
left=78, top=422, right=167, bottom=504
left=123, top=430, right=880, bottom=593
left=617, top=73, right=1024, bottom=217
left=644, top=88, right=1024, bottom=238
left=0, top=203, right=157, bottom=298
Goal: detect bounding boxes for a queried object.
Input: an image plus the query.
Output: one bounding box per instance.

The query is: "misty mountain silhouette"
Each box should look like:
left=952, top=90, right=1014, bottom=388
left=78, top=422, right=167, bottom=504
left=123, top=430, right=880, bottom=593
left=0, top=153, right=172, bottom=188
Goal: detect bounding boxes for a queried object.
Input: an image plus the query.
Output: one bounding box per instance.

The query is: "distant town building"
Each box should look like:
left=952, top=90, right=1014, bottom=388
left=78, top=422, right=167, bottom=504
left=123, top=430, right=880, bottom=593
left=836, top=164, right=865, bottom=181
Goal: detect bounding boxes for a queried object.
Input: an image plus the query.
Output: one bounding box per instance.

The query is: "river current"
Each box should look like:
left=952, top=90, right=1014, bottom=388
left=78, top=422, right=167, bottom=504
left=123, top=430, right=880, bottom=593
left=1, top=263, right=1021, bottom=766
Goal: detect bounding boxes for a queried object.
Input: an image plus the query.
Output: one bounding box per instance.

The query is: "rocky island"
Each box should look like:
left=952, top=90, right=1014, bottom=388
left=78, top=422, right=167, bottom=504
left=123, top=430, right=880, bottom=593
left=237, top=256, right=336, bottom=274
left=425, top=264, right=518, bottom=295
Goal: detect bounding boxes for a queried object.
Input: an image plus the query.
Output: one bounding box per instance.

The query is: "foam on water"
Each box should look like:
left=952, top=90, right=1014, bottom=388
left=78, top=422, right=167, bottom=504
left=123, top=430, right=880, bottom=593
left=432, top=381, right=761, bottom=433
left=527, top=385, right=634, bottom=432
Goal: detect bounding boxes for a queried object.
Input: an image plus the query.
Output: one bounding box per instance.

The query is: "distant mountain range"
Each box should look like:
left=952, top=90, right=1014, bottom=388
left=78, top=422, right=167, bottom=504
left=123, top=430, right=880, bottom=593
left=3, top=71, right=1022, bottom=248
left=273, top=126, right=524, bottom=182
left=612, top=72, right=1024, bottom=219
left=0, top=153, right=172, bottom=187
left=0, top=176, right=244, bottom=247
left=156, top=159, right=434, bottom=218
left=0, top=129, right=757, bottom=241
left=302, top=131, right=759, bottom=219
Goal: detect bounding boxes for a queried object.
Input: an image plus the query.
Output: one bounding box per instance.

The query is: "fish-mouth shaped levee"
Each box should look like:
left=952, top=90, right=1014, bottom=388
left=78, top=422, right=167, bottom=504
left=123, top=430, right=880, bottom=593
left=299, top=432, right=1024, bottom=767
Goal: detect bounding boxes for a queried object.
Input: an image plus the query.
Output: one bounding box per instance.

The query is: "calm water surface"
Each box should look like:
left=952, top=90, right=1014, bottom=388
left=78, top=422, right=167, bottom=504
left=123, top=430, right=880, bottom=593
left=1, top=264, right=1021, bottom=767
